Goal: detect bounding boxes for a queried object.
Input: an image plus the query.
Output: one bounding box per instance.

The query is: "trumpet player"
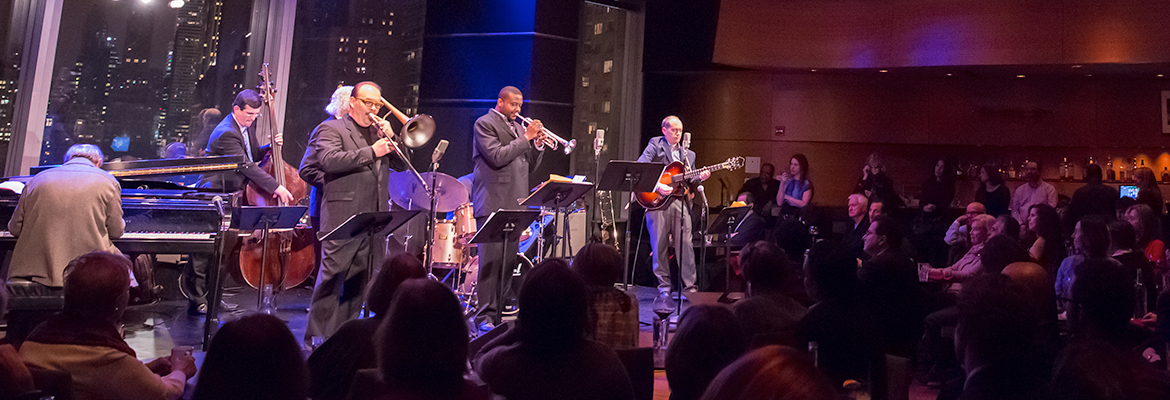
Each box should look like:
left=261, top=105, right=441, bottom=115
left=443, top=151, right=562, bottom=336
left=470, top=86, right=546, bottom=332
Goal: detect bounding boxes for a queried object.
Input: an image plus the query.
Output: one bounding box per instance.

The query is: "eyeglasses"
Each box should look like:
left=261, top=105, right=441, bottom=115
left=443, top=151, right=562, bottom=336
left=355, top=97, right=382, bottom=110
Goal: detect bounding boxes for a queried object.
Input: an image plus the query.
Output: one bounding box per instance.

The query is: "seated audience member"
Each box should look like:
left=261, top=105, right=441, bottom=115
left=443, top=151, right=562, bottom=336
left=1011, top=161, right=1057, bottom=226
left=842, top=194, right=870, bottom=261
left=926, top=214, right=996, bottom=293
left=856, top=152, right=905, bottom=209
left=350, top=279, right=487, bottom=400
left=739, top=162, right=779, bottom=215
left=953, top=274, right=1051, bottom=400
left=1134, top=167, right=1164, bottom=215
left=1064, top=163, right=1118, bottom=237
left=943, top=202, right=985, bottom=248
left=474, top=258, right=634, bottom=400
left=665, top=305, right=749, bottom=400
left=1107, top=220, right=1158, bottom=310
left=979, top=235, right=1032, bottom=276
left=728, top=192, right=767, bottom=247
left=732, top=241, right=808, bottom=343
left=974, top=165, right=1010, bottom=217
left=308, top=253, right=426, bottom=400
left=990, top=214, right=1021, bottom=242
left=192, top=313, right=308, bottom=400
left=1055, top=216, right=1117, bottom=310
left=1022, top=203, right=1065, bottom=274
left=869, top=199, right=885, bottom=221
left=1001, top=262, right=1061, bottom=380
left=698, top=345, right=836, bottom=400
left=920, top=159, right=956, bottom=219
left=859, top=216, right=923, bottom=357
left=1053, top=260, right=1170, bottom=400
left=798, top=241, right=880, bottom=389
left=1125, top=204, right=1165, bottom=269
left=570, top=243, right=638, bottom=349
left=20, top=251, right=196, bottom=400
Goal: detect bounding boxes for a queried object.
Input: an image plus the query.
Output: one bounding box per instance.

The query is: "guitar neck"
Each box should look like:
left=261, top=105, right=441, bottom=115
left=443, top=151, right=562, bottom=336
left=674, top=163, right=728, bottom=181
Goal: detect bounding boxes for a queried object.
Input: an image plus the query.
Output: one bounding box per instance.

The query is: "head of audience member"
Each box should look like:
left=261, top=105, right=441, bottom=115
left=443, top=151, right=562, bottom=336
left=518, top=258, right=589, bottom=350
left=1068, top=259, right=1136, bottom=345
left=1026, top=203, right=1061, bottom=241
left=979, top=165, right=1004, bottom=188
left=1124, top=204, right=1162, bottom=248
left=1073, top=216, right=1111, bottom=259
left=231, top=89, right=264, bottom=129
left=662, top=115, right=683, bottom=146
left=1116, top=196, right=1137, bottom=220
left=954, top=274, right=1040, bottom=375
left=760, top=163, right=775, bottom=182
left=324, top=85, right=354, bottom=119
left=933, top=158, right=955, bottom=183
left=571, top=242, right=623, bottom=287
left=789, top=154, right=809, bottom=180
left=1134, top=167, right=1157, bottom=191
left=991, top=214, right=1021, bottom=241
left=1084, top=163, right=1103, bottom=184
left=868, top=200, right=884, bottom=221
left=863, top=216, right=903, bottom=257
left=1107, top=219, right=1137, bottom=255
left=349, top=81, right=384, bottom=126
left=1022, top=161, right=1041, bottom=184
left=963, top=202, right=986, bottom=222
left=981, top=235, right=1032, bottom=275
left=740, top=241, right=789, bottom=297
left=865, top=152, right=885, bottom=177
left=376, top=279, right=469, bottom=394
left=804, top=240, right=858, bottom=303
left=665, top=305, right=749, bottom=400
left=968, top=214, right=995, bottom=248
left=62, top=251, right=131, bottom=324
left=366, top=253, right=426, bottom=318
left=1001, top=262, right=1053, bottom=313
left=736, top=191, right=755, bottom=207
left=64, top=144, right=105, bottom=168
left=699, top=345, right=836, bottom=400
left=847, top=194, right=869, bottom=224
left=192, top=314, right=309, bottom=400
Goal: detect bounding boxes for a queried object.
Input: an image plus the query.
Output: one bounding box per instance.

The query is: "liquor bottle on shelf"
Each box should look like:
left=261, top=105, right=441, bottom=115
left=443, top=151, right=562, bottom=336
left=1106, top=158, right=1116, bottom=181
left=1007, top=159, right=1017, bottom=179
left=1161, top=167, right=1169, bottom=183
left=1119, top=159, right=1128, bottom=182
left=1060, top=157, right=1069, bottom=181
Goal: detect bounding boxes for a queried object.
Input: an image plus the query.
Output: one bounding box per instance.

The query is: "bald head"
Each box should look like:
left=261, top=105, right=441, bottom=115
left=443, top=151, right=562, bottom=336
left=966, top=202, right=986, bottom=215
left=1002, top=261, right=1052, bottom=308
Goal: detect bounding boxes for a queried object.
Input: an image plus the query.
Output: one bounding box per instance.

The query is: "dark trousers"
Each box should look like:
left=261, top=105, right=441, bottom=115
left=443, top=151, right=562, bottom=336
left=474, top=216, right=518, bottom=325
left=646, top=200, right=695, bottom=292
left=306, top=235, right=380, bottom=341
left=186, top=254, right=210, bottom=306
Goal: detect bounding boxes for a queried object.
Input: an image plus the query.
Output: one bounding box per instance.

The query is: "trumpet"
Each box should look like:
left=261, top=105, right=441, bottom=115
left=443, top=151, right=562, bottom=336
left=517, top=114, right=576, bottom=155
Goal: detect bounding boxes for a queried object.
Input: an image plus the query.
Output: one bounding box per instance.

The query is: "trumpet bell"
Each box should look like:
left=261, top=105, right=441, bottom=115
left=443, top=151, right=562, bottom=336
left=401, top=114, right=435, bottom=148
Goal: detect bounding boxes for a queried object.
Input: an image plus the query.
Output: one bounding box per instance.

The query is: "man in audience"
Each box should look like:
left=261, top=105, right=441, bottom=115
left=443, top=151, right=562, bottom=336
left=1064, top=163, right=1118, bottom=237
left=728, top=192, right=767, bottom=247
left=20, top=251, right=196, bottom=400
left=843, top=193, right=870, bottom=261
left=570, top=243, right=638, bottom=349
left=944, top=202, right=985, bottom=248
left=859, top=216, right=922, bottom=357
left=1053, top=259, right=1170, bottom=400
left=738, top=162, right=779, bottom=215
left=1011, top=161, right=1057, bottom=226
left=799, top=240, right=880, bottom=389
left=665, top=305, right=748, bottom=400
left=953, top=274, right=1050, bottom=400
left=869, top=199, right=885, bottom=221
left=732, top=241, right=808, bottom=343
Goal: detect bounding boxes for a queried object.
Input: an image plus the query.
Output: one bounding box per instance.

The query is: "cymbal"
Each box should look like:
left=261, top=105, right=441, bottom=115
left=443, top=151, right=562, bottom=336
left=388, top=171, right=469, bottom=212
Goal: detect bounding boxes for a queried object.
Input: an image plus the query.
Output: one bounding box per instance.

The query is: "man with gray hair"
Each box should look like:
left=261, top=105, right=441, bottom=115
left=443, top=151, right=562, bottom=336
left=8, top=144, right=124, bottom=288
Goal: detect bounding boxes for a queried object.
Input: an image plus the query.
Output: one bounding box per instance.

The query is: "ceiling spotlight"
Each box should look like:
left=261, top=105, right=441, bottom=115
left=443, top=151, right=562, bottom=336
left=810, top=69, right=817, bottom=72
left=1016, top=74, right=1025, bottom=78
left=1159, top=74, right=1165, bottom=78
left=169, top=0, right=184, bottom=8
left=139, top=0, right=152, bottom=4
left=1071, top=65, right=1082, bottom=69
left=945, top=73, right=953, bottom=76
left=879, top=69, right=888, bottom=73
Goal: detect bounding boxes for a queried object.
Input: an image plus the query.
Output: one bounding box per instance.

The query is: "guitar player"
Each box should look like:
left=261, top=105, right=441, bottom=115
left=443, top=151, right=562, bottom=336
left=637, top=115, right=710, bottom=296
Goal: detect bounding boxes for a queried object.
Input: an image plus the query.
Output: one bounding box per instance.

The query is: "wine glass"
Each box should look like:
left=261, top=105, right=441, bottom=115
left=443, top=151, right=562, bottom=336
left=651, top=292, right=677, bottom=350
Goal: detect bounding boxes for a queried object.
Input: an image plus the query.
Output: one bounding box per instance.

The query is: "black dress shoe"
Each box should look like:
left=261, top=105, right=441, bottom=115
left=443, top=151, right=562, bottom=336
left=187, top=302, right=207, bottom=316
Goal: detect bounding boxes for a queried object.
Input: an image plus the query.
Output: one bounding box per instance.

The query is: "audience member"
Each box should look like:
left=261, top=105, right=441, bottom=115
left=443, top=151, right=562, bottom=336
left=842, top=193, right=870, bottom=261
left=868, top=199, right=885, bottom=221
left=307, top=253, right=426, bottom=400
left=776, top=154, right=813, bottom=216
left=1064, top=163, right=1118, bottom=237
left=953, top=274, right=1051, bottom=400
left=856, top=152, right=905, bottom=208
left=928, top=214, right=995, bottom=293
left=974, top=165, right=1010, bottom=217
left=1054, top=216, right=1116, bottom=311
left=570, top=243, right=639, bottom=349
left=739, top=162, right=779, bottom=214
left=728, top=192, right=767, bottom=247
left=474, top=258, right=634, bottom=400
left=20, top=251, right=195, bottom=400
left=943, top=202, right=986, bottom=248
left=732, top=241, right=808, bottom=343
left=798, top=241, right=880, bottom=389
left=1125, top=204, right=1165, bottom=267
left=192, top=313, right=308, bottom=400
left=1011, top=161, right=1058, bottom=226
left=1023, top=203, right=1065, bottom=273
left=920, top=159, right=956, bottom=218
left=990, top=214, right=1021, bottom=242
left=1134, top=167, right=1164, bottom=215
left=1053, top=259, right=1170, bottom=400
left=1107, top=220, right=1158, bottom=312
left=699, top=345, right=836, bottom=400
left=980, top=235, right=1032, bottom=275
left=665, top=305, right=748, bottom=400
left=858, top=216, right=923, bottom=357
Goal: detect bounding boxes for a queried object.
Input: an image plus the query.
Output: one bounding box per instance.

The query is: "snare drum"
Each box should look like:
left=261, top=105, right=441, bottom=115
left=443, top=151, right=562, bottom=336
left=430, top=221, right=463, bottom=268
left=454, top=202, right=476, bottom=247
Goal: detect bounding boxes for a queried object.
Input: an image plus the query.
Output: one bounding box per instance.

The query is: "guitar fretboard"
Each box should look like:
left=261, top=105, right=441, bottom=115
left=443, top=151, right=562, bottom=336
left=670, top=162, right=733, bottom=182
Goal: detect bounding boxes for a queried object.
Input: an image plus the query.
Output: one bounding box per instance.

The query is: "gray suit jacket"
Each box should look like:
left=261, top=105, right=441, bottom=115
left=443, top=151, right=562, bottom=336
left=305, top=115, right=409, bottom=234
left=637, top=136, right=698, bottom=183
left=471, top=109, right=543, bottom=218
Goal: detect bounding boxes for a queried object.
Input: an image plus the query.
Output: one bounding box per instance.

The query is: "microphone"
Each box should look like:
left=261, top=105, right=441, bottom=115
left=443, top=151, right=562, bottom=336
left=431, top=140, right=449, bottom=164
left=594, top=129, right=605, bottom=156
left=682, top=132, right=691, bottom=150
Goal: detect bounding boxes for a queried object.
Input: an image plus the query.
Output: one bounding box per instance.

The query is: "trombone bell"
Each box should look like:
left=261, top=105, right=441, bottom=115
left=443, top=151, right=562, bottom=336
left=401, top=114, right=435, bottom=149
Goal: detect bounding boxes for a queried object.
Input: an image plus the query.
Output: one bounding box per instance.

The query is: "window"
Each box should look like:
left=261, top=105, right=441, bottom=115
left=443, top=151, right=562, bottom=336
left=603, top=60, right=613, bottom=73
left=594, top=22, right=603, bottom=35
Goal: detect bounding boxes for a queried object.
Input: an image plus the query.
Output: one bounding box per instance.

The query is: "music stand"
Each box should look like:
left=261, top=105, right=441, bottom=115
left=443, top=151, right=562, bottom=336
left=468, top=210, right=540, bottom=325
left=232, top=206, right=308, bottom=311
left=520, top=181, right=594, bottom=258
left=598, top=161, right=664, bottom=289
left=320, top=210, right=421, bottom=317
left=708, top=205, right=750, bottom=303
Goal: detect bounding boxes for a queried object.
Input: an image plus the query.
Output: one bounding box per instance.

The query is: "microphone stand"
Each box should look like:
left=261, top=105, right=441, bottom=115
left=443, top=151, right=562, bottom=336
left=424, top=158, right=440, bottom=279
left=592, top=135, right=603, bottom=242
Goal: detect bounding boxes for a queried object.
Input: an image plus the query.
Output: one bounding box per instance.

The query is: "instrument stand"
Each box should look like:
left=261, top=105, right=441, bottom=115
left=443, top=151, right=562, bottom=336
left=521, top=181, right=594, bottom=259
left=231, top=206, right=309, bottom=316
left=708, top=205, right=750, bottom=303
left=598, top=161, right=664, bottom=290
left=319, top=210, right=421, bottom=318
left=468, top=210, right=540, bottom=325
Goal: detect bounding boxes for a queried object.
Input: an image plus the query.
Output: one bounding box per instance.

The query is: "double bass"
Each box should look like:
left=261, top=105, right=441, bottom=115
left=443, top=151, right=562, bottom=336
left=239, top=64, right=316, bottom=290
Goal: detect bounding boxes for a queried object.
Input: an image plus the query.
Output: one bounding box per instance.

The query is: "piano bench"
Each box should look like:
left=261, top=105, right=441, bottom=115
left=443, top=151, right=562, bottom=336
left=4, top=280, right=64, bottom=347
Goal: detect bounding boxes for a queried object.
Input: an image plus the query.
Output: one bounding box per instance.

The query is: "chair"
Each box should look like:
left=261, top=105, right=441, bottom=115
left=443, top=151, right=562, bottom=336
left=614, top=347, right=653, bottom=400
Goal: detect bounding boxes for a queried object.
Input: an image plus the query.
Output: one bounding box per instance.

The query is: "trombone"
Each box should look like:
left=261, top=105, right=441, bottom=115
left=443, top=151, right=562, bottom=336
left=517, top=114, right=576, bottom=155
left=368, top=98, right=436, bottom=189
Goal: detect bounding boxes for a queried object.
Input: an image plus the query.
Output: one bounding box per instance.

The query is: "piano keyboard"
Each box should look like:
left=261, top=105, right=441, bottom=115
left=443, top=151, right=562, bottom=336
left=0, top=231, right=213, bottom=240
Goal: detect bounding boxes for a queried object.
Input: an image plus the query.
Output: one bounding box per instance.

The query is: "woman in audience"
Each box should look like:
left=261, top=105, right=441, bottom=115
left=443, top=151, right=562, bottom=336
left=798, top=241, right=880, bottom=390
left=1023, top=203, right=1065, bottom=274
left=571, top=242, right=638, bottom=349
left=699, top=345, right=836, bottom=400
left=991, top=214, right=1021, bottom=242
left=308, top=253, right=425, bottom=400
left=776, top=153, right=813, bottom=216
left=920, top=159, right=956, bottom=217
left=1125, top=204, right=1165, bottom=269
left=856, top=152, right=904, bottom=208
left=665, top=305, right=748, bottom=400
left=474, top=258, right=634, bottom=400
left=974, top=165, right=1010, bottom=217
left=1054, top=216, right=1116, bottom=312
left=1107, top=219, right=1158, bottom=310
left=193, top=314, right=308, bottom=400
left=1134, top=167, right=1164, bottom=215
left=926, top=214, right=996, bottom=293
left=359, top=279, right=486, bottom=400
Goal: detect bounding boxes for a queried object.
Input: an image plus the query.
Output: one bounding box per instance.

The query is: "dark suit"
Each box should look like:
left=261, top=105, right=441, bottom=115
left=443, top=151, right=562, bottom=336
left=471, top=109, right=543, bottom=324
left=858, top=248, right=923, bottom=357
left=301, top=114, right=409, bottom=340
left=199, top=114, right=279, bottom=193
left=842, top=216, right=870, bottom=261
left=637, top=136, right=698, bottom=292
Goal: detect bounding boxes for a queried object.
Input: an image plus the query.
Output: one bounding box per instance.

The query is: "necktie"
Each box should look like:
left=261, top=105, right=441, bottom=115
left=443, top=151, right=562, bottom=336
left=509, top=120, right=520, bottom=139
left=241, top=128, right=253, bottom=162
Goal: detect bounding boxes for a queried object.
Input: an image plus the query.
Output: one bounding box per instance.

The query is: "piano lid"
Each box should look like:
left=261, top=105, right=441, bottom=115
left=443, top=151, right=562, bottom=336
left=29, top=155, right=245, bottom=178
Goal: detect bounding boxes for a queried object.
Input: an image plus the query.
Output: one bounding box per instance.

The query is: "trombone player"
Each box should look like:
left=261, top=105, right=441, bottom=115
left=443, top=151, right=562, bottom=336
left=470, top=86, right=547, bottom=332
